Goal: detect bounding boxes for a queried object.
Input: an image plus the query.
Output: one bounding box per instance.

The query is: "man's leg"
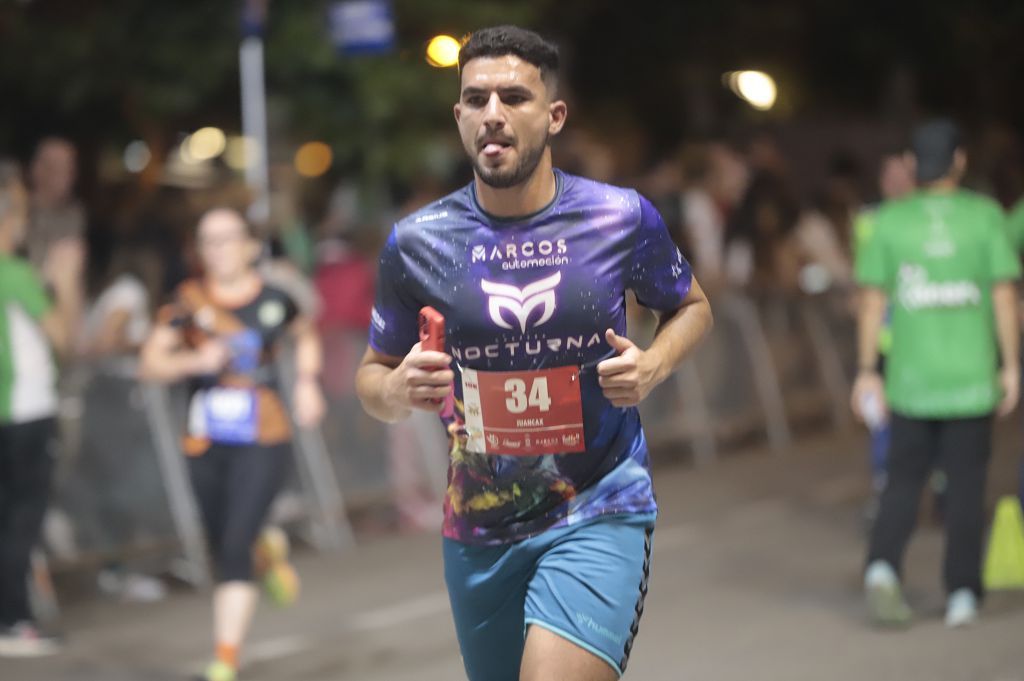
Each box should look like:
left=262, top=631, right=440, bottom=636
left=521, top=517, right=653, bottom=681
left=520, top=625, right=618, bottom=681
left=937, top=415, right=992, bottom=599
left=0, top=419, right=56, bottom=626
left=443, top=537, right=531, bottom=681
left=867, top=414, right=935, bottom=575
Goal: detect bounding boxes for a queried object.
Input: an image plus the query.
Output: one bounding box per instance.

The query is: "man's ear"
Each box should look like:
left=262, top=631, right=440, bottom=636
left=549, top=100, right=568, bottom=136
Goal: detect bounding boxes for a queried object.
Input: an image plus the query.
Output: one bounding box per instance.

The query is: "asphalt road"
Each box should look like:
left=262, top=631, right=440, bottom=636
left=5, top=429, right=1024, bottom=681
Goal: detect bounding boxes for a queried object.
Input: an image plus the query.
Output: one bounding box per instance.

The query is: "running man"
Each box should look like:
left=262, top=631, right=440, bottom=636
left=0, top=160, right=81, bottom=657
left=852, top=119, right=1020, bottom=628
left=356, top=26, right=713, bottom=681
left=140, top=208, right=325, bottom=681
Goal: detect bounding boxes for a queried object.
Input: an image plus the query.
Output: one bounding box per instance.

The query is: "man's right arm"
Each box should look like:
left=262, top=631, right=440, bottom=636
left=355, top=344, right=453, bottom=423
left=850, top=286, right=889, bottom=422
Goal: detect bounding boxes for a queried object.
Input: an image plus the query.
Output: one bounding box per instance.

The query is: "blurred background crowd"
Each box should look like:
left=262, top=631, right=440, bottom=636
left=2, top=0, right=1024, bottom=643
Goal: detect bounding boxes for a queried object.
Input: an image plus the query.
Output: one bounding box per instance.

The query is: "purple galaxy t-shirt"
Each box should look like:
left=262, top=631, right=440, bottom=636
left=370, top=170, right=692, bottom=544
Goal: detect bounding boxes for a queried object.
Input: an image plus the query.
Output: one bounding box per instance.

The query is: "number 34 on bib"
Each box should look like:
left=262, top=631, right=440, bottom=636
left=461, top=366, right=585, bottom=456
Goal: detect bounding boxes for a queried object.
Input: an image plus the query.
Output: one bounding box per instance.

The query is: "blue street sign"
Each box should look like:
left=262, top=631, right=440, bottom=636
left=328, top=0, right=395, bottom=56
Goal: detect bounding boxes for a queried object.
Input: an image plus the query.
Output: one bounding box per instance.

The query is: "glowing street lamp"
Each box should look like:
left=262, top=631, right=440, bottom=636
left=188, top=127, right=227, bottom=161
left=294, top=141, right=333, bottom=178
left=426, top=35, right=460, bottom=68
left=724, top=71, right=778, bottom=111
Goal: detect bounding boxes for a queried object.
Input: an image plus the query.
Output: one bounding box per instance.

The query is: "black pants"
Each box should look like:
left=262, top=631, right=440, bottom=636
left=0, top=418, right=56, bottom=626
left=867, top=413, right=992, bottom=597
left=188, top=443, right=289, bottom=583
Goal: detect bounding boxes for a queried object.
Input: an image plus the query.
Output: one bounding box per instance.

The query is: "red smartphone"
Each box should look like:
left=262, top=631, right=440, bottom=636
left=419, top=306, right=446, bottom=353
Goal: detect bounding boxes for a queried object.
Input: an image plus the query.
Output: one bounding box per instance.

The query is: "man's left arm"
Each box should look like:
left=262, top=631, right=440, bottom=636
left=598, top=277, right=712, bottom=407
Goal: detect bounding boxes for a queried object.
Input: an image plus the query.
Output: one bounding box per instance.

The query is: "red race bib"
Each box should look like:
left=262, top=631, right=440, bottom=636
left=461, top=365, right=585, bottom=456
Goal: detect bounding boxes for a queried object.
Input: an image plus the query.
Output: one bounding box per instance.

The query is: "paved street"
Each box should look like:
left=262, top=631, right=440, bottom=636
left=6, top=429, right=1024, bottom=681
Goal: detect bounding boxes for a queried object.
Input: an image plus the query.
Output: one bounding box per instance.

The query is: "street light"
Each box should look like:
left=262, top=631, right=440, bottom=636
left=724, top=71, right=778, bottom=111
left=426, top=34, right=460, bottom=68
left=294, top=141, right=333, bottom=178
left=188, top=127, right=227, bottom=161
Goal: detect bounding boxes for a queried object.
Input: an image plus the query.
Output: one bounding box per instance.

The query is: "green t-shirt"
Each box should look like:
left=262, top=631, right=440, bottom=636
left=853, top=207, right=893, bottom=354
left=1008, top=198, right=1024, bottom=253
left=0, top=254, right=57, bottom=423
left=855, top=189, right=1021, bottom=418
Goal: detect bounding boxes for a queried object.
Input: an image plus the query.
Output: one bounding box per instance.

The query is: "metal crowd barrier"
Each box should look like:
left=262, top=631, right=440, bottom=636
left=641, top=288, right=858, bottom=463
left=37, top=290, right=858, bottom=619
left=46, top=354, right=354, bottom=591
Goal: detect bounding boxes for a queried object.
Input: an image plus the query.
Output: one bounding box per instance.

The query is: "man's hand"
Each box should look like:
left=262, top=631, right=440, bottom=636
left=383, top=342, right=453, bottom=413
left=997, top=365, right=1020, bottom=418
left=850, top=369, right=888, bottom=426
left=596, top=329, right=660, bottom=408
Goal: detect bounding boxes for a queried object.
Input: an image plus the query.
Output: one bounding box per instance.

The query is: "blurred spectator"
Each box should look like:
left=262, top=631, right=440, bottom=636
left=78, top=245, right=161, bottom=362
left=260, top=237, right=322, bottom=319
left=73, top=244, right=169, bottom=603
left=0, top=160, right=82, bottom=655
left=319, top=180, right=447, bottom=532
left=792, top=153, right=865, bottom=290
left=268, top=163, right=315, bottom=275
left=724, top=133, right=802, bottom=291
left=680, top=142, right=749, bottom=287
left=852, top=119, right=1020, bottom=628
left=26, top=137, right=86, bottom=270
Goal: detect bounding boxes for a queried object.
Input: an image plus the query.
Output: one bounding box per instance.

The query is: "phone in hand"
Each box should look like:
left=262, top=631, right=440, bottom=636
left=419, top=306, right=446, bottom=353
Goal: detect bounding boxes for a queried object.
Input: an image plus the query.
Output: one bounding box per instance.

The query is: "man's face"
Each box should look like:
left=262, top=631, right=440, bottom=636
left=454, top=55, right=566, bottom=189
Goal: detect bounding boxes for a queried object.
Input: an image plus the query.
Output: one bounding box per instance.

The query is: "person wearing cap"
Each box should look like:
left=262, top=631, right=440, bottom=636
left=851, top=119, right=1021, bottom=628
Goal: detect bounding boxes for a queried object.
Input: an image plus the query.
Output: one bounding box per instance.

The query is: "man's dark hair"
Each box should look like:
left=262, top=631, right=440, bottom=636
left=459, top=25, right=560, bottom=93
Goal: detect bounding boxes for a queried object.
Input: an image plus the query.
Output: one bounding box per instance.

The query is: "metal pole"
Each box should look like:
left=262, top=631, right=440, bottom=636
left=240, top=35, right=270, bottom=225
left=720, top=295, right=792, bottom=453
left=140, top=382, right=212, bottom=587
left=275, top=350, right=354, bottom=550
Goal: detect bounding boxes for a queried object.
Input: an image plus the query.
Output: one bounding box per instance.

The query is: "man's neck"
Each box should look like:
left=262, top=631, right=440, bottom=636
left=474, top=151, right=557, bottom=219
left=922, top=177, right=959, bottom=194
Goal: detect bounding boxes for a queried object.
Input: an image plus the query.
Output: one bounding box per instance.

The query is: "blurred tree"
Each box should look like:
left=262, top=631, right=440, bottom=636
left=0, top=0, right=539, bottom=190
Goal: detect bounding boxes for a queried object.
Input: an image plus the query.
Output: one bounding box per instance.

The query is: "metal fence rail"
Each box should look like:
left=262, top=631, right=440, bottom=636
left=37, top=291, right=859, bottom=617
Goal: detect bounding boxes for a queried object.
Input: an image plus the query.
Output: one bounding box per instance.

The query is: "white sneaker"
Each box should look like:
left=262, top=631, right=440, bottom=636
left=945, top=588, right=978, bottom=628
left=0, top=621, right=61, bottom=658
left=864, top=560, right=912, bottom=627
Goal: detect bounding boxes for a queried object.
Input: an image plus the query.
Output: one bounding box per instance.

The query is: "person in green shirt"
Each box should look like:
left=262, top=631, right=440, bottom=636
left=0, top=160, right=81, bottom=657
left=851, top=119, right=1021, bottom=629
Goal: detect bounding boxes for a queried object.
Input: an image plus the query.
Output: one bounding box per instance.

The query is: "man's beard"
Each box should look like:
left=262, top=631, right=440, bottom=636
left=472, top=132, right=549, bottom=189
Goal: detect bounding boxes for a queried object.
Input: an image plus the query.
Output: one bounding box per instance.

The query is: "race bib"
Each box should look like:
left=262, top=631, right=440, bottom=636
left=461, top=365, right=585, bottom=456
left=203, top=387, right=259, bottom=444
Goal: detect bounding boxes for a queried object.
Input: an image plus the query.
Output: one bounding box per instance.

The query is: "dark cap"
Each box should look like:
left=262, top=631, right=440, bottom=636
left=911, top=118, right=961, bottom=183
